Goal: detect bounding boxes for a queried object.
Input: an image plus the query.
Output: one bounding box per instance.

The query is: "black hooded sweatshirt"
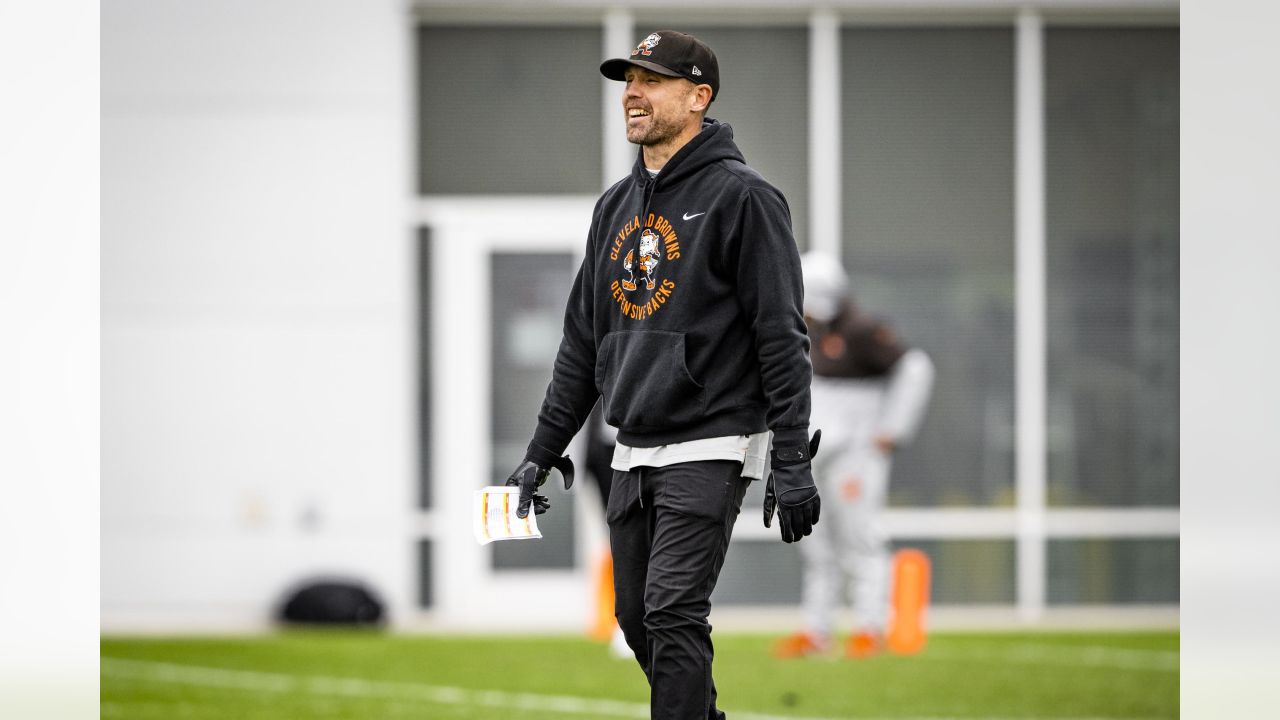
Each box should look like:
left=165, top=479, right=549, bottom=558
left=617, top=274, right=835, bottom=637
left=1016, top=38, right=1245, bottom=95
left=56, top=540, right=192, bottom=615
left=527, top=119, right=812, bottom=464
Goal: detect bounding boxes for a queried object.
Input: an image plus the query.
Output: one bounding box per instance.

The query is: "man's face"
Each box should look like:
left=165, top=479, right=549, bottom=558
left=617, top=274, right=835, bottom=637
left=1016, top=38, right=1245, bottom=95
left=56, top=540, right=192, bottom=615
left=622, top=67, right=699, bottom=146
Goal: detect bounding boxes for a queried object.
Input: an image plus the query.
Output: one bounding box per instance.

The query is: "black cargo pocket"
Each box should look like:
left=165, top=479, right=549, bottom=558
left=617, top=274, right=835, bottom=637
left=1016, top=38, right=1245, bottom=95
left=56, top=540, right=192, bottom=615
left=663, top=462, right=746, bottom=525
left=598, top=331, right=706, bottom=429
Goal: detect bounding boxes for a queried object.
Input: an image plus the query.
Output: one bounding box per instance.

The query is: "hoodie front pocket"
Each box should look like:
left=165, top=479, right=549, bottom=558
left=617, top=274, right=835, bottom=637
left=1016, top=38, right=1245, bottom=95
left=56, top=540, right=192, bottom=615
left=597, top=331, right=706, bottom=430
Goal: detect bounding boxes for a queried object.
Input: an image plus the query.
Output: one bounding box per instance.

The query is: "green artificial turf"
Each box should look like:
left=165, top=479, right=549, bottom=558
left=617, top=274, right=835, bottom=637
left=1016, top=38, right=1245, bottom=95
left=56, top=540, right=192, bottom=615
left=102, top=630, right=1178, bottom=719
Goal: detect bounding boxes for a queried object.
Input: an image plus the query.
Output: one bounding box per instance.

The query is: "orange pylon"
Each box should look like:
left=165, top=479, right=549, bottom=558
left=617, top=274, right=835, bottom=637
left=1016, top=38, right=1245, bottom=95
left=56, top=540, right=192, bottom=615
left=886, top=548, right=931, bottom=655
left=588, top=548, right=617, bottom=641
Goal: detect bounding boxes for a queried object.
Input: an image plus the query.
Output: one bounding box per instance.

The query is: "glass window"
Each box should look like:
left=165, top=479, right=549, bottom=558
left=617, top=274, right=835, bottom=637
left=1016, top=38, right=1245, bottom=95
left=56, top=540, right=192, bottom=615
left=896, top=539, right=1016, bottom=604
left=1048, top=539, right=1178, bottom=604
left=658, top=25, right=811, bottom=249
left=1045, top=28, right=1179, bottom=507
left=713, top=540, right=802, bottom=605
left=417, top=26, right=603, bottom=194
left=417, top=539, right=434, bottom=608
left=841, top=28, right=1016, bottom=506
left=714, top=539, right=1015, bottom=605
left=490, top=253, right=579, bottom=570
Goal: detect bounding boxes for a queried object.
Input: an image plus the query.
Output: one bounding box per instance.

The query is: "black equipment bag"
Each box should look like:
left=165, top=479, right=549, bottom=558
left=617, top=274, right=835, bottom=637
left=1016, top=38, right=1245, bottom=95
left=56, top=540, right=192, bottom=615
left=279, top=580, right=385, bottom=626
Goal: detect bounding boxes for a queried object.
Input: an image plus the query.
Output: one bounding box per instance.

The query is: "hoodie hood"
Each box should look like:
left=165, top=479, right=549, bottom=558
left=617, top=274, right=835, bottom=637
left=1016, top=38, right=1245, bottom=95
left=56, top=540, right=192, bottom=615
left=631, top=118, right=746, bottom=189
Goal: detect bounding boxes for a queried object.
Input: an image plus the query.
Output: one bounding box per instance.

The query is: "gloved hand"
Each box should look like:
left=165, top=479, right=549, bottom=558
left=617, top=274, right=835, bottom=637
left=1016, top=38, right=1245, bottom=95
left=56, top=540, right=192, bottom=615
left=504, top=451, right=575, bottom=519
left=763, top=430, right=822, bottom=543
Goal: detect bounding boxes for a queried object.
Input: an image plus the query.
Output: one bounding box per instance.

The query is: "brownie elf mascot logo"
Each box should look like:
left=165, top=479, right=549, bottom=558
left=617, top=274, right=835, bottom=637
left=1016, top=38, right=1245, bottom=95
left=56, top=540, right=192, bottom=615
left=622, top=229, right=661, bottom=291
left=607, top=213, right=683, bottom=320
left=631, top=33, right=661, bottom=57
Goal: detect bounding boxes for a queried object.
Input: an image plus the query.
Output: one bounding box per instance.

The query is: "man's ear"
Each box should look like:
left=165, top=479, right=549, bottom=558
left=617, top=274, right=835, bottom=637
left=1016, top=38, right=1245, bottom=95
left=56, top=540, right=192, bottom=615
left=689, top=84, right=713, bottom=113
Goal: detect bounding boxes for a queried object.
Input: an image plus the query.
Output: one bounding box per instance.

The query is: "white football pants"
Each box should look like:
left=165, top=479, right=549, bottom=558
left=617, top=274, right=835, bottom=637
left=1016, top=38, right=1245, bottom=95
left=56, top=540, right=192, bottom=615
left=802, top=375, right=894, bottom=636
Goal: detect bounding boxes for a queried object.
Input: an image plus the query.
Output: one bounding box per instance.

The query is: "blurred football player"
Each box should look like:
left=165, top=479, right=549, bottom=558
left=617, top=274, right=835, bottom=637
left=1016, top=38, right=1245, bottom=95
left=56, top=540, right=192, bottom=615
left=773, top=251, right=935, bottom=659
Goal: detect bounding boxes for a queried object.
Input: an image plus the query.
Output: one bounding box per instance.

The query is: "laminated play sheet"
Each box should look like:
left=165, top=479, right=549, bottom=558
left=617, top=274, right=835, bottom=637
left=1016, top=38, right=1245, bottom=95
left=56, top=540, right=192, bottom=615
left=474, top=486, right=542, bottom=545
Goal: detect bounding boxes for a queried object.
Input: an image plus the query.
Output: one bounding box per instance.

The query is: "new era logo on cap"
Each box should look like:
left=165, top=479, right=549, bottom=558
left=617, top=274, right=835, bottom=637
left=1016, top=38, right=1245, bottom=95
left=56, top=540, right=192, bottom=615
left=600, top=30, right=720, bottom=101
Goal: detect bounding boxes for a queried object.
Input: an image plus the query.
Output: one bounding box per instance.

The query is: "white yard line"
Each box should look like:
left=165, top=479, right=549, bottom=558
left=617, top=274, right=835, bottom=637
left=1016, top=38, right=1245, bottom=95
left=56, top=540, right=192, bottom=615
left=101, top=656, right=1165, bottom=720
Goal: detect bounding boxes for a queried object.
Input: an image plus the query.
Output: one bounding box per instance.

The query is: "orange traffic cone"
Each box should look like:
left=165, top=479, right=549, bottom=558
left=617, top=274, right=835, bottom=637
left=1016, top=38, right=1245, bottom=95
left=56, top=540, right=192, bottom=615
left=588, top=547, right=617, bottom=641
left=886, top=548, right=931, bottom=655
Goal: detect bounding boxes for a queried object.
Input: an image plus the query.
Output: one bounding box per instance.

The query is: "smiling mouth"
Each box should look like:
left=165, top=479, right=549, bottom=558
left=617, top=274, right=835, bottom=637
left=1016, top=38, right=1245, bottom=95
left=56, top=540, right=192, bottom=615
left=627, top=108, right=651, bottom=122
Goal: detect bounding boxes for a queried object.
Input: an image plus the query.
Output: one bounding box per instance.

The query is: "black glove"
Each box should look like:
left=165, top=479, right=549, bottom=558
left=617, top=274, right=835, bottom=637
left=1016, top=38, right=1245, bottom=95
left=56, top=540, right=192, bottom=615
left=504, top=451, right=575, bottom=519
left=763, top=430, right=822, bottom=543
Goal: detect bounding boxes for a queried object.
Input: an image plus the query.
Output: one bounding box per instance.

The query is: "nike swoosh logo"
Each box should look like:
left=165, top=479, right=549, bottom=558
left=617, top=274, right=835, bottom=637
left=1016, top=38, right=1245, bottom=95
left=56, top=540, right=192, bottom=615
left=683, top=212, right=706, bottom=221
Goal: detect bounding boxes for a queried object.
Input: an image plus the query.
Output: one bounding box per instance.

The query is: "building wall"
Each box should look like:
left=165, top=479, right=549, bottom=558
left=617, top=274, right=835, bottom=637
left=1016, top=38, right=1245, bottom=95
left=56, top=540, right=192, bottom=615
left=102, top=0, right=413, bottom=630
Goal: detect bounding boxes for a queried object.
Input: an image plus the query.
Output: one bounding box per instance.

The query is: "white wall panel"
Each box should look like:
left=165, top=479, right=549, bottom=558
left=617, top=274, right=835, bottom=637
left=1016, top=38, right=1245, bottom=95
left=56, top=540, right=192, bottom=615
left=102, top=0, right=413, bottom=631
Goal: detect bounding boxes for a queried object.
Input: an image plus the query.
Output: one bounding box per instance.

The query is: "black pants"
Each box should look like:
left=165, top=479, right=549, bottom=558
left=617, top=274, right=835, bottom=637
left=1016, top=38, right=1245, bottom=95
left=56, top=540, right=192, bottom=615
left=608, top=461, right=750, bottom=720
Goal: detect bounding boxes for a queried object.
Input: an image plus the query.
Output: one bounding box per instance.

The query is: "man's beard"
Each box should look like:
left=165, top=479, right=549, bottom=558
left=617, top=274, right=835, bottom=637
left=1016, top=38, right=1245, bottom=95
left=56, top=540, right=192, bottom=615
left=627, top=111, right=685, bottom=147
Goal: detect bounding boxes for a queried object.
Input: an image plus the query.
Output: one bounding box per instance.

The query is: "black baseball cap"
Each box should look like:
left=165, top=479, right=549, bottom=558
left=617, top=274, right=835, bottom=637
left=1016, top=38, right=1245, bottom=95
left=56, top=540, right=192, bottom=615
left=600, top=30, right=720, bottom=101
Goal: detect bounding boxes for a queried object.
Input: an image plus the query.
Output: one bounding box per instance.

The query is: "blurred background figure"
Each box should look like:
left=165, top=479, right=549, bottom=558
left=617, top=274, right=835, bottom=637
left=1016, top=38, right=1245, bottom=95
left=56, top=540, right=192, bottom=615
left=774, top=251, right=934, bottom=659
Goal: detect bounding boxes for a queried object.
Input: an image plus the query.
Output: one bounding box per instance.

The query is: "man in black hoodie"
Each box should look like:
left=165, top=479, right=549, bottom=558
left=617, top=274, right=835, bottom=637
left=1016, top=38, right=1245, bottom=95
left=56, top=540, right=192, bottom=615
left=504, top=30, right=821, bottom=720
